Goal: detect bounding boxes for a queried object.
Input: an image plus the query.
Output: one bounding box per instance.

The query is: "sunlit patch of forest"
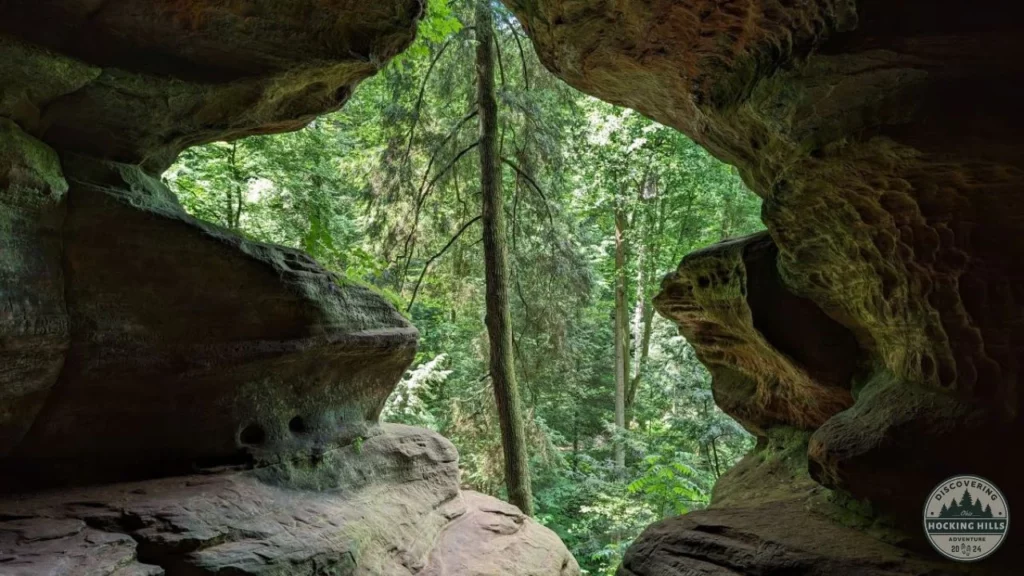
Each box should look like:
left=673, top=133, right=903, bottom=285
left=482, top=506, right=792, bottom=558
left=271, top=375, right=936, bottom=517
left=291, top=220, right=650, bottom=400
left=164, top=1, right=764, bottom=572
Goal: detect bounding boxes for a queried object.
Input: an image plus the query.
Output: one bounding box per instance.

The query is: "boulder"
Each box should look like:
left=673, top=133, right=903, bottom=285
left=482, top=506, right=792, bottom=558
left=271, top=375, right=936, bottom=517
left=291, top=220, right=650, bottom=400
left=620, top=498, right=960, bottom=576
left=0, top=142, right=418, bottom=489
left=424, top=491, right=581, bottom=576
left=0, top=517, right=162, bottom=576
left=621, top=428, right=984, bottom=576
left=0, top=425, right=580, bottom=575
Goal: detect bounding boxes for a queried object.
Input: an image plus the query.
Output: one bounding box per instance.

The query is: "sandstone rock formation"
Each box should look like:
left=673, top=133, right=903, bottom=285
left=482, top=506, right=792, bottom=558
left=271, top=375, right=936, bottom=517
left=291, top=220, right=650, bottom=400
left=423, top=491, right=580, bottom=576
left=0, top=0, right=426, bottom=489
left=0, top=1, right=579, bottom=573
left=621, top=427, right=977, bottom=576
left=0, top=1, right=423, bottom=172
left=501, top=0, right=1022, bottom=573
left=0, top=425, right=579, bottom=575
left=1, top=116, right=421, bottom=489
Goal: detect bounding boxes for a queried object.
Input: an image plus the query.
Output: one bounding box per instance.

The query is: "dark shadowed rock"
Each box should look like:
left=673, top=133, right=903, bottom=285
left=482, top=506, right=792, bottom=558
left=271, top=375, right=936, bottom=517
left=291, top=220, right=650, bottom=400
left=1, top=151, right=418, bottom=489
left=0, top=0, right=426, bottom=492
left=620, top=429, right=986, bottom=576
left=503, top=0, right=1024, bottom=496
left=0, top=120, right=69, bottom=459
left=619, top=500, right=965, bottom=576
left=0, top=0, right=423, bottom=172
left=0, top=2, right=580, bottom=572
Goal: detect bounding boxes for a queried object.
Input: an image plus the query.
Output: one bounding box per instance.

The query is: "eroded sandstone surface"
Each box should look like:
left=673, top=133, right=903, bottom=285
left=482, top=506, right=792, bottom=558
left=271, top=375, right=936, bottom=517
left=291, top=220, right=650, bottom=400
left=502, top=0, right=1022, bottom=573
left=0, top=1, right=579, bottom=573
left=0, top=0, right=426, bottom=488
left=0, top=1, right=424, bottom=172
left=0, top=425, right=578, bottom=575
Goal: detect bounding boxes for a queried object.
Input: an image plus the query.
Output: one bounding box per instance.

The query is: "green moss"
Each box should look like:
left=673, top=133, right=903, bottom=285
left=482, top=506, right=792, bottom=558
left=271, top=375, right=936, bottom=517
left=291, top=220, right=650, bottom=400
left=712, top=427, right=817, bottom=508
left=0, top=37, right=101, bottom=128
left=337, top=273, right=409, bottom=320
left=757, top=426, right=811, bottom=472
left=815, top=488, right=909, bottom=545
left=0, top=119, right=67, bottom=197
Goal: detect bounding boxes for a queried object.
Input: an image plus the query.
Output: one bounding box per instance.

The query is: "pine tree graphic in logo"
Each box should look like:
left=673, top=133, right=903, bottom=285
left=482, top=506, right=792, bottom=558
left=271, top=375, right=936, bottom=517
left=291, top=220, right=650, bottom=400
left=924, top=475, right=1009, bottom=561
left=938, top=488, right=995, bottom=519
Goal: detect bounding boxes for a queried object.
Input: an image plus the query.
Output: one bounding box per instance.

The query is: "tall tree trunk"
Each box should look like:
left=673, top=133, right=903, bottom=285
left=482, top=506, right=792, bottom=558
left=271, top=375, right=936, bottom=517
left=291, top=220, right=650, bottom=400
left=626, top=193, right=663, bottom=425
left=626, top=301, right=654, bottom=425
left=225, top=142, right=238, bottom=230
left=613, top=204, right=629, bottom=474
left=476, top=0, right=533, bottom=516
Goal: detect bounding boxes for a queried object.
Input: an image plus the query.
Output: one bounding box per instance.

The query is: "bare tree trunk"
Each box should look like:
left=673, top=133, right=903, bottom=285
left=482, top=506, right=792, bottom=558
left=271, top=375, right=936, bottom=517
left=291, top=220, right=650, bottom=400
left=225, top=143, right=237, bottom=230
left=626, top=301, right=654, bottom=424
left=476, top=0, right=533, bottom=516
left=710, top=436, right=722, bottom=479
left=613, top=204, right=628, bottom=474
left=626, top=193, right=663, bottom=425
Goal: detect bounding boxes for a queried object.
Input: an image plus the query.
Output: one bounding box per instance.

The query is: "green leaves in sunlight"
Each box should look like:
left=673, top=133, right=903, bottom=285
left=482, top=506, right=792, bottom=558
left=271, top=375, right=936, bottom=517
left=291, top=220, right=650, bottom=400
left=628, top=455, right=708, bottom=517
left=403, top=0, right=464, bottom=59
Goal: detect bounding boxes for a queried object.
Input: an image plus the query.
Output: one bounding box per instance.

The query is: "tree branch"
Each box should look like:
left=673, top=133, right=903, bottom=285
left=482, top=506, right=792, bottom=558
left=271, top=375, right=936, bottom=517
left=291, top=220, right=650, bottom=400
left=500, top=157, right=553, bottom=229
left=399, top=140, right=481, bottom=280
left=494, top=33, right=507, bottom=88
left=412, top=109, right=479, bottom=205
left=504, top=16, right=530, bottom=90
left=403, top=40, right=453, bottom=165
left=405, top=215, right=482, bottom=312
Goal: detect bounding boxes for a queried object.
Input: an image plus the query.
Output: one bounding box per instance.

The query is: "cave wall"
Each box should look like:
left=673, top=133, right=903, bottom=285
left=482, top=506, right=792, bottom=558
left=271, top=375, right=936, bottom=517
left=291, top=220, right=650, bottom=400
left=0, top=0, right=425, bottom=489
left=502, top=0, right=1022, bottom=572
left=0, top=2, right=581, bottom=573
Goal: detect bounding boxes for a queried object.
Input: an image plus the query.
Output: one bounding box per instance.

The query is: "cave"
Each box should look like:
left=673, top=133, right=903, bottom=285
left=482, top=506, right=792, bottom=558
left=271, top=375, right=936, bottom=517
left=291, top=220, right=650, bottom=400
left=0, top=0, right=1020, bottom=575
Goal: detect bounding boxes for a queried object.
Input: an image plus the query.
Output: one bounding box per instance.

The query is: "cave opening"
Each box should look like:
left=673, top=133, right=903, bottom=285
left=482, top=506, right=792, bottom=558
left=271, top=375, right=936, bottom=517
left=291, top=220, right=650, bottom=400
left=158, top=4, right=763, bottom=569
left=1, top=0, right=1021, bottom=574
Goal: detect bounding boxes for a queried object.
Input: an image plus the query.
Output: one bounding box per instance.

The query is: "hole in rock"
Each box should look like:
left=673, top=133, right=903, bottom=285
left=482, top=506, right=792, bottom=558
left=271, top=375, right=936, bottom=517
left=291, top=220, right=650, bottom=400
left=239, top=423, right=266, bottom=446
left=920, top=354, right=935, bottom=378
left=289, top=416, right=309, bottom=434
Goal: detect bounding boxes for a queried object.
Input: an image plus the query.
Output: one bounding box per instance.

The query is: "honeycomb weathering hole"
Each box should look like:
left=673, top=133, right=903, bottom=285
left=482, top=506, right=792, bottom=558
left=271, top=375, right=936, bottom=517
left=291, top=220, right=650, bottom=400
left=239, top=423, right=266, bottom=446
left=289, top=416, right=308, bottom=434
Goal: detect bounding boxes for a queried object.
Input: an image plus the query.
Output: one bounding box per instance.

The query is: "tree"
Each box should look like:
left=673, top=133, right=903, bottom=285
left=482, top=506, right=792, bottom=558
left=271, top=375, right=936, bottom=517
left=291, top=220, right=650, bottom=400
left=476, top=0, right=533, bottom=516
left=961, top=488, right=974, bottom=511
left=613, top=199, right=628, bottom=474
left=947, top=498, right=962, bottom=517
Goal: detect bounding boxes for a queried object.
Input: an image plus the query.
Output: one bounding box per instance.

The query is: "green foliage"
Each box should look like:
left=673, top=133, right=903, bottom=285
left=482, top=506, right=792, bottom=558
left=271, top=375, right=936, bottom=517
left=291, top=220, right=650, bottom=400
left=416, top=0, right=464, bottom=46
left=628, top=455, right=706, bottom=517
left=166, top=2, right=762, bottom=572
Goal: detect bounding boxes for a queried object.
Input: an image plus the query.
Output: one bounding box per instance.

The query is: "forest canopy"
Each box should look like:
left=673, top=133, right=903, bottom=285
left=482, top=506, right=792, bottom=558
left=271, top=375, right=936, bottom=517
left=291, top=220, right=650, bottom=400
left=165, top=1, right=764, bottom=572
